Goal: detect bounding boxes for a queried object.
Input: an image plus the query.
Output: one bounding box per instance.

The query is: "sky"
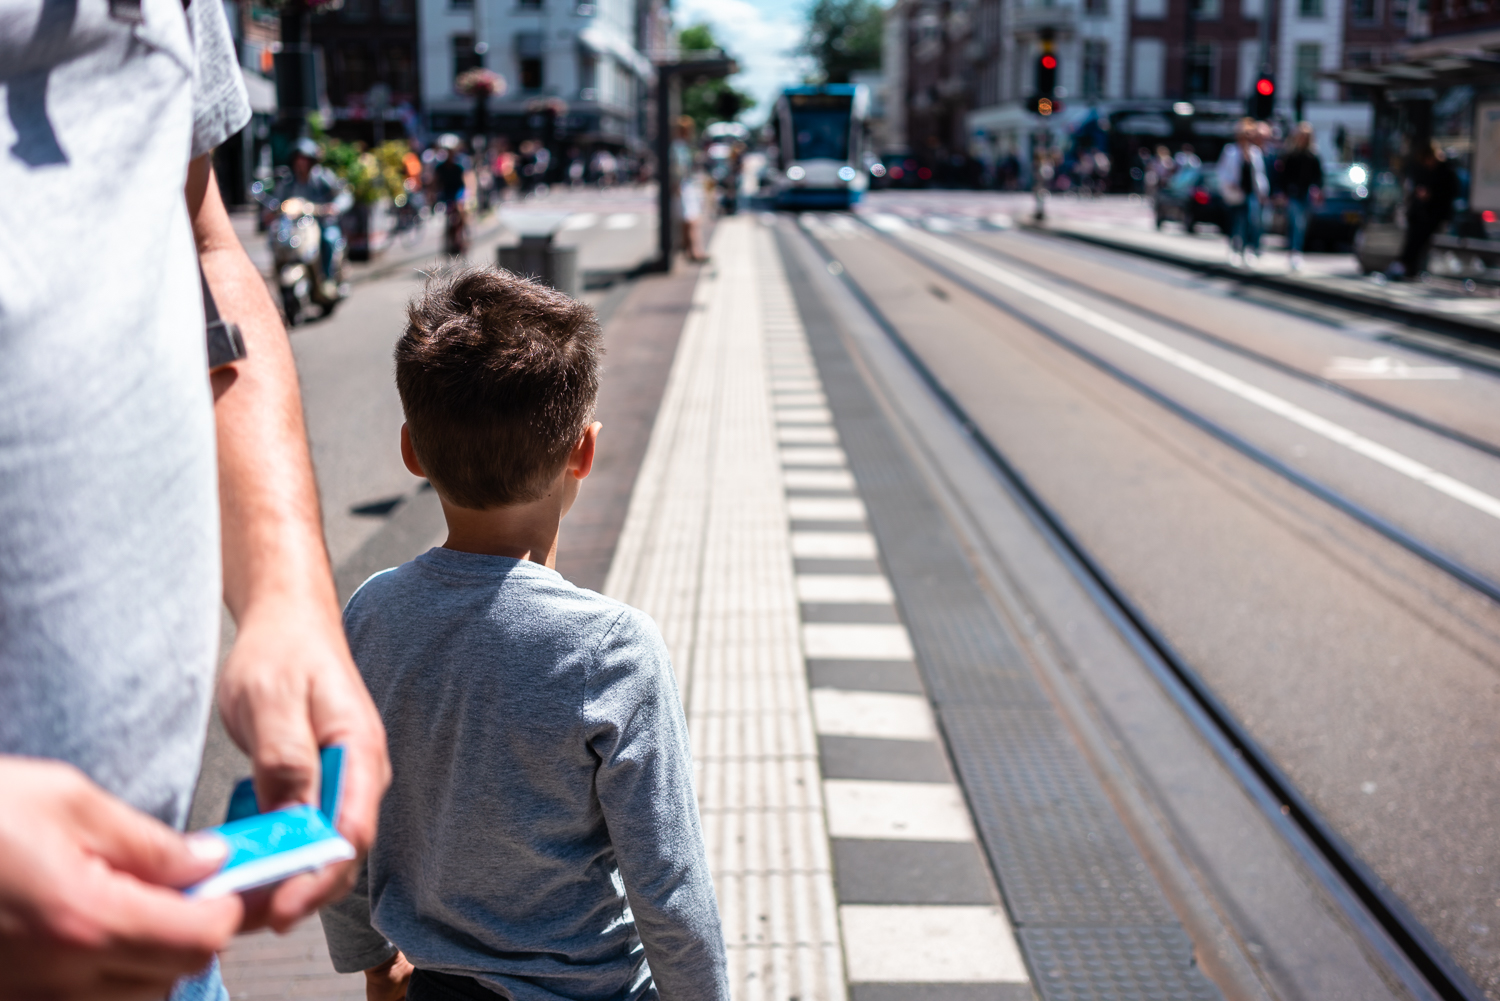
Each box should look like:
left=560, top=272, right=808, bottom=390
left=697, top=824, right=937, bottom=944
left=672, top=0, right=814, bottom=123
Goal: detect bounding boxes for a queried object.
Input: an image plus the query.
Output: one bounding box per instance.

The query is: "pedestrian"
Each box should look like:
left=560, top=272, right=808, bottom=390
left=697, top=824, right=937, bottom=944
left=321, top=268, right=731, bottom=1001
left=673, top=116, right=707, bottom=263
left=1217, top=119, right=1270, bottom=267
left=1394, top=142, right=1459, bottom=279
left=1175, top=143, right=1201, bottom=170
left=1277, top=122, right=1324, bottom=270
left=0, top=0, right=390, bottom=998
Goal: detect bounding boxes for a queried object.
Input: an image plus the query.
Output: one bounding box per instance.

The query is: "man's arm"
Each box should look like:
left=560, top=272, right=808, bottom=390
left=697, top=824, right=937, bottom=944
left=187, top=155, right=390, bottom=932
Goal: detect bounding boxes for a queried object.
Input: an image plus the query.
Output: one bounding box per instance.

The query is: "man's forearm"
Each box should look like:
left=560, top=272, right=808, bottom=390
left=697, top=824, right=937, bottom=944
left=187, top=156, right=335, bottom=622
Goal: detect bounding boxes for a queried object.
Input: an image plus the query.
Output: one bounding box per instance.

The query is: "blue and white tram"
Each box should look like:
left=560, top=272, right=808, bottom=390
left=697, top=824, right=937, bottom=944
left=770, top=84, right=869, bottom=210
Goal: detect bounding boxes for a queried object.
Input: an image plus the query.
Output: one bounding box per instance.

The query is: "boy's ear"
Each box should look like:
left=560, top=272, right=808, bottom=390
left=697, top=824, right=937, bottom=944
left=570, top=422, right=602, bottom=481
left=400, top=423, right=426, bottom=479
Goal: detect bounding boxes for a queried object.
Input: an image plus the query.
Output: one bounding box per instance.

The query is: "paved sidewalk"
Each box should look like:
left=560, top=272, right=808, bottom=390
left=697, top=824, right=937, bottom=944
left=605, top=216, right=1031, bottom=1000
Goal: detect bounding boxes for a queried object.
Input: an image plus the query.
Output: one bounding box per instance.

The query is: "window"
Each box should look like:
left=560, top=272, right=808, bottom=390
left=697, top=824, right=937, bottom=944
left=452, top=34, right=481, bottom=83
left=1135, top=0, right=1166, bottom=17
left=1132, top=37, right=1165, bottom=97
left=1241, top=0, right=1262, bottom=18
left=1295, top=42, right=1321, bottom=96
left=519, top=57, right=543, bottom=88
left=338, top=42, right=374, bottom=92
left=1350, top=0, right=1378, bottom=19
left=339, top=0, right=372, bottom=20
left=1185, top=42, right=1213, bottom=96
left=449, top=0, right=473, bottom=9
left=1083, top=39, right=1107, bottom=98
left=516, top=33, right=545, bottom=89
left=1299, top=0, right=1323, bottom=16
left=1191, top=0, right=1221, bottom=19
left=383, top=44, right=415, bottom=97
left=379, top=0, right=414, bottom=20
left=517, top=0, right=543, bottom=9
left=1084, top=0, right=1108, bottom=15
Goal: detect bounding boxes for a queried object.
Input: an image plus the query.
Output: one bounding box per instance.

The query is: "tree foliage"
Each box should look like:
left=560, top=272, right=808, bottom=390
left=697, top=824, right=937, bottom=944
left=802, top=0, right=883, bottom=83
left=677, top=22, right=756, bottom=131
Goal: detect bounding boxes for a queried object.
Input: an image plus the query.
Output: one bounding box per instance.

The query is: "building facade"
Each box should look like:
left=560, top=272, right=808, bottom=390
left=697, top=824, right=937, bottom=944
left=886, top=0, right=1422, bottom=182
left=418, top=0, right=656, bottom=153
left=312, top=0, right=423, bottom=140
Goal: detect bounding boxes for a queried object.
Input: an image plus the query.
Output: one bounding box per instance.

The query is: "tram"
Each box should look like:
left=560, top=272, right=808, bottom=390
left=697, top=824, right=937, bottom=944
left=769, top=84, right=869, bottom=210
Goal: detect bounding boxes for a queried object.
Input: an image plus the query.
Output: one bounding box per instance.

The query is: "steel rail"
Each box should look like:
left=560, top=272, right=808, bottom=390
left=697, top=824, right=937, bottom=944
left=947, top=229, right=1500, bottom=463
left=794, top=217, right=1487, bottom=1001
left=853, top=218, right=1500, bottom=607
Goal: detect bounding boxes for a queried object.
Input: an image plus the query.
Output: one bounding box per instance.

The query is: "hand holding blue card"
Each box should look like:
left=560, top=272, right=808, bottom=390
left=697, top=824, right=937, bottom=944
left=187, top=746, right=356, bottom=899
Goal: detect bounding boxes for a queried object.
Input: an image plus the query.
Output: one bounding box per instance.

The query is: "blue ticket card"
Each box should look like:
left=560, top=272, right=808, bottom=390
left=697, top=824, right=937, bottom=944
left=187, top=745, right=355, bottom=898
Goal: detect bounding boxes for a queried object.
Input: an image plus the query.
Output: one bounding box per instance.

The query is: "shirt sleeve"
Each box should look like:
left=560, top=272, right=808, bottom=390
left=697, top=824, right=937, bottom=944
left=584, top=608, right=730, bottom=1001
left=319, top=860, right=400, bottom=974
left=188, top=0, right=252, bottom=158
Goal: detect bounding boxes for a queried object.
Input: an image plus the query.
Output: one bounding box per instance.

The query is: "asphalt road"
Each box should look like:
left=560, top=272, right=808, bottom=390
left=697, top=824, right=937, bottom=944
left=799, top=196, right=1500, bottom=997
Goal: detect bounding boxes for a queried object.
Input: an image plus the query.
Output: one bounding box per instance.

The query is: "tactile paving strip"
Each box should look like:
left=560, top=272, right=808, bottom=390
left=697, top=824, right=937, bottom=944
left=1018, top=926, right=1223, bottom=1001
left=778, top=226, right=1223, bottom=1001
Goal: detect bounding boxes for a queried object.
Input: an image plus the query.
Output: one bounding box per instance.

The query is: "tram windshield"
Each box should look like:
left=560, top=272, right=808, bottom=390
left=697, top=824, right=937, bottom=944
left=789, top=94, right=852, bottom=161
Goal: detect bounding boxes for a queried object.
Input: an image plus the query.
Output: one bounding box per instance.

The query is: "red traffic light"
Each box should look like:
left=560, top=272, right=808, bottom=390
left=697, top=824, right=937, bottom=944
left=1041, top=54, right=1058, bottom=69
left=1255, top=76, right=1275, bottom=96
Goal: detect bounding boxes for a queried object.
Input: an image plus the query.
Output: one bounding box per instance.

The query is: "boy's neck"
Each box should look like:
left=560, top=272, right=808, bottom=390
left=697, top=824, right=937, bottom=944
left=437, top=494, right=564, bottom=569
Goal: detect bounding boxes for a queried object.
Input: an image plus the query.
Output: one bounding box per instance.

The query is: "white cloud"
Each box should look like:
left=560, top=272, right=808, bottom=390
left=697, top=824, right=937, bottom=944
left=673, top=0, right=813, bottom=123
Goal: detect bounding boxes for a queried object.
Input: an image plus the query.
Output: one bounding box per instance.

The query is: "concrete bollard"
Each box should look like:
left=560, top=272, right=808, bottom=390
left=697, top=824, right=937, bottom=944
left=498, top=236, right=579, bottom=299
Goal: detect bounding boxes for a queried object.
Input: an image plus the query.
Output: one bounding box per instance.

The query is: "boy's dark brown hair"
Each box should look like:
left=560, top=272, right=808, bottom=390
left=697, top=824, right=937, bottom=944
left=396, top=267, right=601, bottom=509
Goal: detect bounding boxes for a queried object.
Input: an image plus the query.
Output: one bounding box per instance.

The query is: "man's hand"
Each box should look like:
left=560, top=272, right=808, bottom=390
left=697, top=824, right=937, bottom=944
left=216, top=600, right=388, bottom=932
left=0, top=757, right=243, bottom=1001
left=364, top=950, right=413, bottom=1001
left=188, top=154, right=390, bottom=934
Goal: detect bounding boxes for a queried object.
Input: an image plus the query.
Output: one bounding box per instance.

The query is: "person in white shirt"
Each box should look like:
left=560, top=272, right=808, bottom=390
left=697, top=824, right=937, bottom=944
left=1217, top=118, right=1270, bottom=267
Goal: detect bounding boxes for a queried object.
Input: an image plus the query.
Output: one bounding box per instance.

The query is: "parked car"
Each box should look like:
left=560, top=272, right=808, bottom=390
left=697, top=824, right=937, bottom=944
left=1154, top=166, right=1229, bottom=234
left=1267, top=163, right=1371, bottom=251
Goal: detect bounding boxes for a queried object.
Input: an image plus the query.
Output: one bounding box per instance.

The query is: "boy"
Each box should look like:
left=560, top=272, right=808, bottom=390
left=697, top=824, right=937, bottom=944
left=321, top=268, right=729, bottom=1001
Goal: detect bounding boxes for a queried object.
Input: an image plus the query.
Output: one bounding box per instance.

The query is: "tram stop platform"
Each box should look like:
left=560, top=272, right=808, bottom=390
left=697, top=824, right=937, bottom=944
left=213, top=214, right=1404, bottom=1001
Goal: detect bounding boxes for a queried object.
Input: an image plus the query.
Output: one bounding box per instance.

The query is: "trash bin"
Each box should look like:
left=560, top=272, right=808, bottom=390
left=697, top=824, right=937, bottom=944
left=499, top=235, right=579, bottom=299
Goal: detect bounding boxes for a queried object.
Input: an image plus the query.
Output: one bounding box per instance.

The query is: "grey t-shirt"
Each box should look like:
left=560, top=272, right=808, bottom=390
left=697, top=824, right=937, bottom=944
left=323, top=549, right=730, bottom=1001
left=0, top=0, right=251, bottom=826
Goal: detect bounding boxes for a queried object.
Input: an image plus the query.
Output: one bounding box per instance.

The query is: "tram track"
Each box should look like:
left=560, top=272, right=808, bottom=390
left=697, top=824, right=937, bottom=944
left=942, top=230, right=1500, bottom=462
left=790, top=216, right=1489, bottom=1001
left=846, top=215, right=1500, bottom=609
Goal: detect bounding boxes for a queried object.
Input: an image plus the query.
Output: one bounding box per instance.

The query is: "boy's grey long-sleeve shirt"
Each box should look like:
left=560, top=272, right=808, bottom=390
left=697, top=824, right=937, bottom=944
left=322, top=548, right=729, bottom=1001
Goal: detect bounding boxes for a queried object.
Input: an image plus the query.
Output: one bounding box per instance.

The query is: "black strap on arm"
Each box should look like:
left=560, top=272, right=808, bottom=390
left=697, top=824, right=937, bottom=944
left=203, top=270, right=248, bottom=371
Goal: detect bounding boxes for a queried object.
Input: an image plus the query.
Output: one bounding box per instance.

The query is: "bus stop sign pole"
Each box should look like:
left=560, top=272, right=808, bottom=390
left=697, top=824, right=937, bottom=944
left=649, top=54, right=737, bottom=273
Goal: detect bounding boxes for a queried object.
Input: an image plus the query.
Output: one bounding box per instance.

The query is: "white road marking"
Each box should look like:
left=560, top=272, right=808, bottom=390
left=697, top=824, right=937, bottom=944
left=781, top=446, right=849, bottom=467
left=559, top=212, right=599, bottom=231
left=603, top=212, right=638, bottom=229
left=797, top=574, right=896, bottom=603
left=778, top=425, right=840, bottom=445
left=769, top=378, right=822, bottom=392
left=898, top=227, right=1500, bottom=523
left=839, top=906, right=1028, bottom=983
left=822, top=780, right=974, bottom=841
left=788, top=497, right=867, bottom=521
left=803, top=622, right=915, bottom=660
left=792, top=532, right=878, bottom=559
left=783, top=468, right=858, bottom=491
left=1324, top=356, right=1463, bottom=380
left=772, top=391, right=828, bottom=407
left=776, top=406, right=835, bottom=424
left=812, top=689, right=934, bottom=740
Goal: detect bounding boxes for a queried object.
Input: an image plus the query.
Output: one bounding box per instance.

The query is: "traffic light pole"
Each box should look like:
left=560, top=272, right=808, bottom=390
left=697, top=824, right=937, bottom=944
left=1257, top=0, right=1275, bottom=110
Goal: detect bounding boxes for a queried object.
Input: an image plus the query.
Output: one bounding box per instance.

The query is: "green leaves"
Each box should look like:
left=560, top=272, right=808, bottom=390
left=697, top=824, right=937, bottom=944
left=802, top=0, right=882, bottom=83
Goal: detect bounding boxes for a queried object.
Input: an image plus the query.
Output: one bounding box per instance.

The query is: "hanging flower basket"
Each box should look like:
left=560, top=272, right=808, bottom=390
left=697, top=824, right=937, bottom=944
left=456, top=68, right=507, bottom=98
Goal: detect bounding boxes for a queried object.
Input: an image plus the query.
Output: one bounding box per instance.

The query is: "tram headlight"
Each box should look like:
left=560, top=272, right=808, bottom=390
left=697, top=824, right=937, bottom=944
left=838, top=166, right=857, bottom=181
left=786, top=165, right=806, bottom=181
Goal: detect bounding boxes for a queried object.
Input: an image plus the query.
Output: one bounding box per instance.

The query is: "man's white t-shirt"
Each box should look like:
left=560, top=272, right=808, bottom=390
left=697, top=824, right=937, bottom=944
left=0, top=0, right=251, bottom=827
